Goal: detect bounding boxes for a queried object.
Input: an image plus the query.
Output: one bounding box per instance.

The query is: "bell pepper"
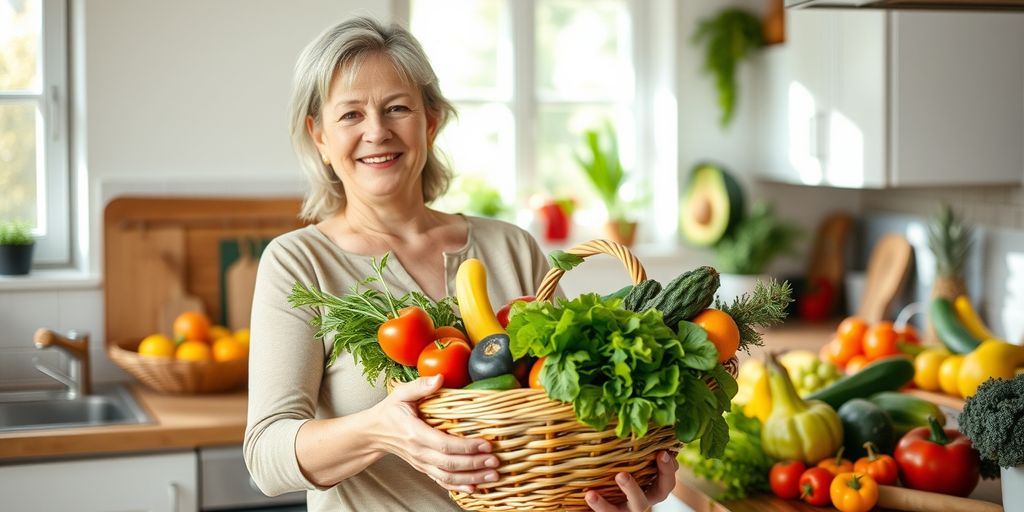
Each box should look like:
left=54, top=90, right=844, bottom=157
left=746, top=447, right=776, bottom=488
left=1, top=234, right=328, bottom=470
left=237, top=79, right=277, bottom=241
left=853, top=442, right=899, bottom=486
left=830, top=473, right=878, bottom=512
left=894, top=416, right=980, bottom=497
left=817, top=446, right=854, bottom=475
left=761, top=354, right=844, bottom=464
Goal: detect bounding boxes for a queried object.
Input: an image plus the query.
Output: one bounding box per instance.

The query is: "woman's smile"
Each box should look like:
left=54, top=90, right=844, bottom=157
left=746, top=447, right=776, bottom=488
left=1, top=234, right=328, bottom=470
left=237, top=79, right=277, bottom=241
left=359, top=152, right=403, bottom=169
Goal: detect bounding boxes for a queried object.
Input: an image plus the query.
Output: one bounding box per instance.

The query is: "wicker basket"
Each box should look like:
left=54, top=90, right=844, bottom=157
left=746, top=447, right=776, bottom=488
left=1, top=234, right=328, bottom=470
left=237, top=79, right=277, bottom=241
left=417, top=239, right=740, bottom=511
left=108, top=338, right=248, bottom=394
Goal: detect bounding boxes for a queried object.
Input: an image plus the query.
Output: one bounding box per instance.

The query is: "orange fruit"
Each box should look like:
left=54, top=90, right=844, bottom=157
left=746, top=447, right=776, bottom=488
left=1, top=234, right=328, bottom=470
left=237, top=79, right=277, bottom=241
left=692, top=309, right=740, bottom=363
left=209, top=325, right=232, bottom=341
left=845, top=354, right=869, bottom=374
left=233, top=328, right=250, bottom=346
left=836, top=317, right=867, bottom=347
left=863, top=321, right=899, bottom=360
left=176, top=339, right=212, bottom=362
left=137, top=334, right=175, bottom=358
left=212, top=336, right=247, bottom=362
left=173, top=311, right=211, bottom=342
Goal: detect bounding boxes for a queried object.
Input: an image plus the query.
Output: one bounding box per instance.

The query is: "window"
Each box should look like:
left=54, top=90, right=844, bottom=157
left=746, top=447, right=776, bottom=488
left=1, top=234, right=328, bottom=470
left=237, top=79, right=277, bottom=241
left=400, top=0, right=674, bottom=244
left=0, top=0, right=70, bottom=265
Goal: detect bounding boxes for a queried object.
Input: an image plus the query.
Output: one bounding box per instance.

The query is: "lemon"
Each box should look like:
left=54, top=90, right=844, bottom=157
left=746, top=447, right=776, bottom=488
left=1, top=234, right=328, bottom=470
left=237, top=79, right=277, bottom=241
left=137, top=334, right=176, bottom=358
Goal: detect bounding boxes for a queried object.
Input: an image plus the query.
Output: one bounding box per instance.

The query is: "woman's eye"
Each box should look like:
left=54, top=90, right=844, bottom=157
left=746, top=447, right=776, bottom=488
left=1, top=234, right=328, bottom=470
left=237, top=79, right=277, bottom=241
left=339, top=111, right=360, bottom=121
left=386, top=105, right=411, bottom=114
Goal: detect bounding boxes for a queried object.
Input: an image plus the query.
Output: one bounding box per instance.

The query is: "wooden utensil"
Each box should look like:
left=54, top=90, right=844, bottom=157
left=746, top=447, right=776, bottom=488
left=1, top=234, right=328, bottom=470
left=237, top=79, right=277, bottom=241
left=806, top=211, right=853, bottom=296
left=225, top=238, right=260, bottom=331
left=158, top=246, right=205, bottom=337
left=858, top=233, right=913, bottom=323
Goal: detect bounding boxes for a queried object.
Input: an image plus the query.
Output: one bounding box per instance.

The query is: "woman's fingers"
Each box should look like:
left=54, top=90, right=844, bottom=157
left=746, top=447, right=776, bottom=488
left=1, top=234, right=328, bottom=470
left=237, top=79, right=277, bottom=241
left=645, top=451, right=679, bottom=503
left=388, top=374, right=444, bottom=402
left=421, top=459, right=499, bottom=486
left=584, top=490, right=618, bottom=512
left=415, top=419, right=492, bottom=456
left=614, top=472, right=650, bottom=512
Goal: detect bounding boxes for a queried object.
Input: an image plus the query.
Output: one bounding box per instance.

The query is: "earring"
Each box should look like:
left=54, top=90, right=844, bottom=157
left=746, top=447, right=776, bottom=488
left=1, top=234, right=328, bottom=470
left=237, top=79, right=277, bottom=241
left=321, top=154, right=331, bottom=166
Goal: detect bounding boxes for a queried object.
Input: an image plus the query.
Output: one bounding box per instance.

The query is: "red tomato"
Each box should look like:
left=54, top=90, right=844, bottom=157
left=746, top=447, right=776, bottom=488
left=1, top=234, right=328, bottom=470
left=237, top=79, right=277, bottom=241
left=416, top=337, right=472, bottom=389
left=377, top=306, right=435, bottom=366
left=496, top=296, right=535, bottom=329
left=528, top=357, right=546, bottom=389
left=769, top=460, right=807, bottom=500
left=434, top=325, right=468, bottom=342
left=798, top=467, right=835, bottom=506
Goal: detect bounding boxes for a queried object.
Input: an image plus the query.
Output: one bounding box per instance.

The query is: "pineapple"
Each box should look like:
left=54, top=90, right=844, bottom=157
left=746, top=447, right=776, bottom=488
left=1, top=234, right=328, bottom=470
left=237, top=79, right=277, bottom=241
left=926, top=204, right=972, bottom=300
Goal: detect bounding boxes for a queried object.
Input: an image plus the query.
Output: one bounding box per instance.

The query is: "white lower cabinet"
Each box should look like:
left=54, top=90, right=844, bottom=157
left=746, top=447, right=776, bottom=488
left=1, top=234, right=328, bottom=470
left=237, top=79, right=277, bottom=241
left=0, top=451, right=198, bottom=512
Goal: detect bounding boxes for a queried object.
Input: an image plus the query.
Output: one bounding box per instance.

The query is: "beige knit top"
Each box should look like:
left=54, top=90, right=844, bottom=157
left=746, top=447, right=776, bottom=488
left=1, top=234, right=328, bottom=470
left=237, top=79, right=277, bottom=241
left=243, top=216, right=554, bottom=511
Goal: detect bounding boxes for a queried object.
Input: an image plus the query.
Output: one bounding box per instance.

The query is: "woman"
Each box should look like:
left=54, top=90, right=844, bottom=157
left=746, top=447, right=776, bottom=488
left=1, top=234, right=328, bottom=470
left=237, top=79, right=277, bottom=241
left=243, top=16, right=678, bottom=512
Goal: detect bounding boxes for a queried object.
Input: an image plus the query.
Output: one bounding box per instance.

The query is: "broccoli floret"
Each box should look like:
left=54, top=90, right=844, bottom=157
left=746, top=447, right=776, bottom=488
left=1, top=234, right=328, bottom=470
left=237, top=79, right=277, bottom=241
left=959, top=375, right=1024, bottom=472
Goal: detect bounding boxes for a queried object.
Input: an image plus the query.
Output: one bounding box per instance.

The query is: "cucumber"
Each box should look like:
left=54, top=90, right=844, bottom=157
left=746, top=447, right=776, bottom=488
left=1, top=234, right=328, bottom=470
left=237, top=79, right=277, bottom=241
left=930, top=297, right=981, bottom=354
left=623, top=279, right=662, bottom=311
left=867, top=391, right=946, bottom=436
left=464, top=373, right=521, bottom=391
left=650, top=266, right=720, bottom=327
left=805, top=356, right=915, bottom=410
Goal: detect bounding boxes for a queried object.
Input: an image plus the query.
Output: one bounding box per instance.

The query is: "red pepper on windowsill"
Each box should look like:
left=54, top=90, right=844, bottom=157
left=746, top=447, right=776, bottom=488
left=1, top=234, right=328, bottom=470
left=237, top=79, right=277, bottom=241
left=893, top=416, right=981, bottom=497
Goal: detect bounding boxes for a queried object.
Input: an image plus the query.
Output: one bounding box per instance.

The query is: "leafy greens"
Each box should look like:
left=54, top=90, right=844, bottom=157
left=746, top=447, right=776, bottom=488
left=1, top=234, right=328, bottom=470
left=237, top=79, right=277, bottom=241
left=678, top=405, right=774, bottom=500
left=506, top=293, right=737, bottom=458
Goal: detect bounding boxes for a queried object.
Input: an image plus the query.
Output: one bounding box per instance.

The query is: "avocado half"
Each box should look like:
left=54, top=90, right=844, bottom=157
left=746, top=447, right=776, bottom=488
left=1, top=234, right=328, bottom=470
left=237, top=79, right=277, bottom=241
left=680, top=163, right=745, bottom=247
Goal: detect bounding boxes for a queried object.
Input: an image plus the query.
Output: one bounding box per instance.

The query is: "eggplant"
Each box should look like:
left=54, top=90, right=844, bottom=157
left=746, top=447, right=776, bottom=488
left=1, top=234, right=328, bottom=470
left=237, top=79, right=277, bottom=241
left=468, top=333, right=514, bottom=381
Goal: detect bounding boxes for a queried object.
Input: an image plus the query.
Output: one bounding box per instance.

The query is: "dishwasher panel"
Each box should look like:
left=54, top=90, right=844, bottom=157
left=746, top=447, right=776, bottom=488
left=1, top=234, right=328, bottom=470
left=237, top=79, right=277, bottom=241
left=199, top=445, right=305, bottom=511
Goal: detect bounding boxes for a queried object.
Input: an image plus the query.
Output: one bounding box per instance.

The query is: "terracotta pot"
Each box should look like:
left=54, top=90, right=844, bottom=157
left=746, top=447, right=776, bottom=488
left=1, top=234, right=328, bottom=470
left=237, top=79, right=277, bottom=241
left=603, top=220, right=637, bottom=247
left=0, top=243, right=34, bottom=276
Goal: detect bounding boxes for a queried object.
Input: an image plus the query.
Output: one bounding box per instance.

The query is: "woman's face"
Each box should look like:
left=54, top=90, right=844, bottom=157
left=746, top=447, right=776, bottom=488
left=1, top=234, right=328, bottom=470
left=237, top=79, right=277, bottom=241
left=309, top=52, right=437, bottom=207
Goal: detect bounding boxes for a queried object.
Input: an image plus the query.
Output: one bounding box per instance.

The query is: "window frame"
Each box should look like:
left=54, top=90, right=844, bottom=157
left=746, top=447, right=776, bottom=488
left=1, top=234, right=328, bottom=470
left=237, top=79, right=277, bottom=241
left=393, top=0, right=678, bottom=246
left=0, top=0, right=71, bottom=265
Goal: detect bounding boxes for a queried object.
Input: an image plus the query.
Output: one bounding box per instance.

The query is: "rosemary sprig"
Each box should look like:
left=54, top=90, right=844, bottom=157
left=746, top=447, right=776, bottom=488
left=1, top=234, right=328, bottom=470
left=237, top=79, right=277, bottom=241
left=714, top=278, right=792, bottom=352
left=287, top=254, right=462, bottom=385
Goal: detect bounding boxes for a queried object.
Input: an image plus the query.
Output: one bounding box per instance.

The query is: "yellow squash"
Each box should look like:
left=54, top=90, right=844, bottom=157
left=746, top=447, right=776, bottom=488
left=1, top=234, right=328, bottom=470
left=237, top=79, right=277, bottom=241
left=455, top=258, right=505, bottom=345
left=761, top=355, right=844, bottom=464
left=957, top=340, right=1024, bottom=398
left=953, top=295, right=997, bottom=341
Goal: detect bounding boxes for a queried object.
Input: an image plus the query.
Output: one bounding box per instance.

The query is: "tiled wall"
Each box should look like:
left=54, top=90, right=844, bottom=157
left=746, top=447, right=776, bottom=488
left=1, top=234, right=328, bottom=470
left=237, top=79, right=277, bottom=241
left=862, top=186, right=1024, bottom=230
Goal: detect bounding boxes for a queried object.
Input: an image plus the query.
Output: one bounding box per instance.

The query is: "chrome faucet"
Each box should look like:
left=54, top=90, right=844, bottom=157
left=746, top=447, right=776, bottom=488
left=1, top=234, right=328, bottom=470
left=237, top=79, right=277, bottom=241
left=32, top=328, right=92, bottom=398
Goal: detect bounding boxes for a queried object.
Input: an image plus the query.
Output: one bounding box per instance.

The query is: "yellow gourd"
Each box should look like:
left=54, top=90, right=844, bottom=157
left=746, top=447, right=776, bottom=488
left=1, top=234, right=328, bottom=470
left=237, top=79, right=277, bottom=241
left=455, top=258, right=505, bottom=345
left=957, top=340, right=1024, bottom=398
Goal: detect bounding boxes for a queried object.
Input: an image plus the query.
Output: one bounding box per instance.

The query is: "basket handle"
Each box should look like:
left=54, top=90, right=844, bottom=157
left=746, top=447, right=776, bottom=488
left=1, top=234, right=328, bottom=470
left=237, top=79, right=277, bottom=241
left=534, top=239, right=647, bottom=302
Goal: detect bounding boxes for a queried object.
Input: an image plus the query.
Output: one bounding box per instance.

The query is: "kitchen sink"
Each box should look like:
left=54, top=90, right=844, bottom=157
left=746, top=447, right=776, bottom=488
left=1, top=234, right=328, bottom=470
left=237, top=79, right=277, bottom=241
left=0, top=384, right=150, bottom=432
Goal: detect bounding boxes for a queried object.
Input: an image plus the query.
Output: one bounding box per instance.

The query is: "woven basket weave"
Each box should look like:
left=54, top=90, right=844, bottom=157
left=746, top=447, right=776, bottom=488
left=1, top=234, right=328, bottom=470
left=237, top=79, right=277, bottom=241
left=108, top=338, right=248, bottom=394
left=417, top=239, right=739, bottom=511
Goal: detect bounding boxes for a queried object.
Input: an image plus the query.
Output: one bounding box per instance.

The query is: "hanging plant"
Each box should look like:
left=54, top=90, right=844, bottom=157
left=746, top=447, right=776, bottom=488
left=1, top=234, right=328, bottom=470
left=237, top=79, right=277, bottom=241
left=692, top=8, right=765, bottom=128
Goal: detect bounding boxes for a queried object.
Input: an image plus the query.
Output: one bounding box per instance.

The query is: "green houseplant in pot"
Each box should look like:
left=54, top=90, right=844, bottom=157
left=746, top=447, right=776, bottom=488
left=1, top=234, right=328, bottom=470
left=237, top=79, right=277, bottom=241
left=959, top=374, right=1024, bottom=510
left=712, top=202, right=802, bottom=304
left=0, top=221, right=35, bottom=275
left=574, top=124, right=642, bottom=246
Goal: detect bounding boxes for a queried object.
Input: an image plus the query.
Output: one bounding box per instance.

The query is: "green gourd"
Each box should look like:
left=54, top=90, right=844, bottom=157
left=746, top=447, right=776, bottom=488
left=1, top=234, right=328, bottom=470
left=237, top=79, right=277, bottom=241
left=623, top=279, right=662, bottom=311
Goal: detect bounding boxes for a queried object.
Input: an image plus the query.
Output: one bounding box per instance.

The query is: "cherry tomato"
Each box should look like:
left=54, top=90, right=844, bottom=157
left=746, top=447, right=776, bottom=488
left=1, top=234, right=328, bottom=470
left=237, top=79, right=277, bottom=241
left=377, top=306, right=435, bottom=366
left=528, top=357, right=546, bottom=389
left=798, top=467, right=835, bottom=506
left=434, top=325, right=468, bottom=342
left=769, top=460, right=807, bottom=500
left=416, top=337, right=472, bottom=389
left=496, top=296, right=535, bottom=329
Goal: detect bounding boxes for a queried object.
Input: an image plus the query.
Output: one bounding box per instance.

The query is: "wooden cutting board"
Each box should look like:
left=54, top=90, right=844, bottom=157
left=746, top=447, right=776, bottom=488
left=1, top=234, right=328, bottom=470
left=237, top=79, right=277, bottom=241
left=858, top=233, right=913, bottom=323
left=224, top=238, right=260, bottom=330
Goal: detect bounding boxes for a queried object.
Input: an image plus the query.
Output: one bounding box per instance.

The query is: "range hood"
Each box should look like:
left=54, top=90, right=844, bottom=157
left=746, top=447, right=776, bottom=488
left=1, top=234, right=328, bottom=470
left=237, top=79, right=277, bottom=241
left=786, top=0, right=1024, bottom=10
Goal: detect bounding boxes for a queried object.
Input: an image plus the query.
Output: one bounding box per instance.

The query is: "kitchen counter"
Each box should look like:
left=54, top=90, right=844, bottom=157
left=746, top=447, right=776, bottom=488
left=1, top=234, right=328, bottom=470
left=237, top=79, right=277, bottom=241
left=0, top=384, right=247, bottom=460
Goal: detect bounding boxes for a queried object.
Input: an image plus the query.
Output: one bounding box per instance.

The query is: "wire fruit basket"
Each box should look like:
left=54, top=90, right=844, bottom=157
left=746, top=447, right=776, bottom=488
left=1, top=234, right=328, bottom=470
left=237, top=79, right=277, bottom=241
left=416, top=239, right=739, bottom=511
left=108, top=338, right=248, bottom=394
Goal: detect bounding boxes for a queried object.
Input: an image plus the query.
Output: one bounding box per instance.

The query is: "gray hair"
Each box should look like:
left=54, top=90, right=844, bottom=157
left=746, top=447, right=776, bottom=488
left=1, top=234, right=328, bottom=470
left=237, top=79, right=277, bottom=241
left=289, top=16, right=456, bottom=221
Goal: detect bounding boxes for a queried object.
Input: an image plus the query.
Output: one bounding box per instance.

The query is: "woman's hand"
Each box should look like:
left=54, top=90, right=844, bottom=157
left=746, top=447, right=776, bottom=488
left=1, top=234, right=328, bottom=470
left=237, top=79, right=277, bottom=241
left=585, top=451, right=679, bottom=512
left=372, top=375, right=499, bottom=493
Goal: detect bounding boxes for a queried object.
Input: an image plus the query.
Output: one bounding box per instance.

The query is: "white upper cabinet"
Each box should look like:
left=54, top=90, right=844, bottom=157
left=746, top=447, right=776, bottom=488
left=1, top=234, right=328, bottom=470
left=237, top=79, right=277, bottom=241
left=755, top=9, right=1024, bottom=188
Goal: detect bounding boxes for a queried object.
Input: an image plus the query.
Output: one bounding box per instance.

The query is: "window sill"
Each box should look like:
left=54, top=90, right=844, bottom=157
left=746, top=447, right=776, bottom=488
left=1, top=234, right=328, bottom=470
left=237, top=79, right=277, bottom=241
left=0, top=269, right=102, bottom=292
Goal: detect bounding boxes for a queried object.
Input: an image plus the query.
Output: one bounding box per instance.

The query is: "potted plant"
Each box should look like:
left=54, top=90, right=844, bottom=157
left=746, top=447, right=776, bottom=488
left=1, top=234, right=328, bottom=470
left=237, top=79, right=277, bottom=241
left=574, top=123, right=643, bottom=246
left=0, top=220, right=35, bottom=275
left=958, top=374, right=1024, bottom=510
left=692, top=7, right=766, bottom=128
left=712, top=203, right=802, bottom=304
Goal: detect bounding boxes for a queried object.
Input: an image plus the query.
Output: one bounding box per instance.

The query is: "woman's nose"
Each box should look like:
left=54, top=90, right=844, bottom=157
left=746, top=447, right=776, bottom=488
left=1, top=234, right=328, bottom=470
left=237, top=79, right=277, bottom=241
left=363, top=114, right=392, bottom=144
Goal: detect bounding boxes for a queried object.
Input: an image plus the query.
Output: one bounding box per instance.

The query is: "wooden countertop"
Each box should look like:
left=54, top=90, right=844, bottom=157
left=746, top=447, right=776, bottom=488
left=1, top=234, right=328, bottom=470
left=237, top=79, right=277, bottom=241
left=0, top=384, right=247, bottom=460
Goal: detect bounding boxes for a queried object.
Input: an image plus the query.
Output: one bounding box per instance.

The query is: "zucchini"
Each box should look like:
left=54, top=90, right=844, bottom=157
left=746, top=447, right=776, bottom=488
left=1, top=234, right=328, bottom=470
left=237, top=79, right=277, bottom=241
left=805, top=356, right=915, bottom=410
left=623, top=279, right=662, bottom=311
left=464, top=373, right=521, bottom=391
left=930, top=297, right=981, bottom=354
left=650, top=266, right=720, bottom=327
left=867, top=391, right=946, bottom=437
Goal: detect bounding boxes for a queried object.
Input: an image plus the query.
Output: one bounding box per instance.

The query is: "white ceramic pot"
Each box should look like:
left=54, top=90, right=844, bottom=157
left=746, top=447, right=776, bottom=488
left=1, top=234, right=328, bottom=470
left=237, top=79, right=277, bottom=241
left=716, top=273, right=767, bottom=306
left=1002, top=465, right=1023, bottom=510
